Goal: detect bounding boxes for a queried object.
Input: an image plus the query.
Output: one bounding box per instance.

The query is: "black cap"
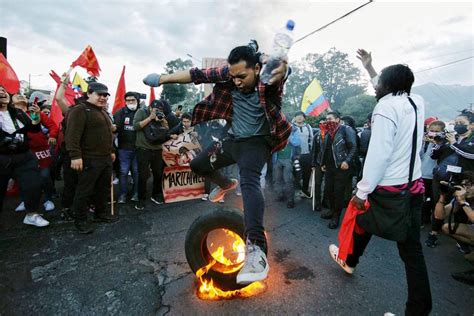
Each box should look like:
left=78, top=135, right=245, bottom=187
left=87, top=82, right=110, bottom=96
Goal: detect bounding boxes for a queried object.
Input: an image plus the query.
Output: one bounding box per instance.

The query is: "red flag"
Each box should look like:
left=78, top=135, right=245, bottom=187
left=112, top=66, right=126, bottom=114
left=0, top=53, right=20, bottom=94
left=149, top=87, right=156, bottom=105
left=49, top=70, right=76, bottom=127
left=71, top=45, right=101, bottom=77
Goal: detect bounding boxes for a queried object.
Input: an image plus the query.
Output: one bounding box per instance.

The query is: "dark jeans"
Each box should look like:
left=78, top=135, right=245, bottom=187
left=118, top=148, right=138, bottom=197
left=348, top=194, right=432, bottom=315
left=300, top=153, right=312, bottom=193
left=324, top=167, right=351, bottom=219
left=62, top=153, right=79, bottom=209
left=0, top=152, right=42, bottom=213
left=136, top=148, right=164, bottom=201
left=190, top=136, right=271, bottom=253
left=71, top=157, right=112, bottom=221
left=20, top=167, right=54, bottom=202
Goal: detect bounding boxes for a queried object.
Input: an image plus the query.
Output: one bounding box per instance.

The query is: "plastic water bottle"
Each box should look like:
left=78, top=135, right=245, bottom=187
left=260, top=20, right=295, bottom=85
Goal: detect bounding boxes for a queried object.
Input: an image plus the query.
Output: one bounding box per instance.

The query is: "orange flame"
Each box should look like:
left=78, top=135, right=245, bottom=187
left=195, top=229, right=266, bottom=300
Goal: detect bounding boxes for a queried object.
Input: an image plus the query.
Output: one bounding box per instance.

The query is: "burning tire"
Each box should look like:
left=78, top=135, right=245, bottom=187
left=185, top=207, right=247, bottom=291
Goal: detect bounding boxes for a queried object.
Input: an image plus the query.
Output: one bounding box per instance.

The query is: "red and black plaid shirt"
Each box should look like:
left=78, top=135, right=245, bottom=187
left=189, top=66, right=291, bottom=153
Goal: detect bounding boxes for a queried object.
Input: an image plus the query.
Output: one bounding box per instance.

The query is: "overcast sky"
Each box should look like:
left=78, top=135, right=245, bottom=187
left=1, top=0, right=472, bottom=103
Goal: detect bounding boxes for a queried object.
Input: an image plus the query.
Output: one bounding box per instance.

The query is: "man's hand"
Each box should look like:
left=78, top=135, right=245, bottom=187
left=29, top=104, right=41, bottom=114
left=454, top=185, right=467, bottom=204
left=446, top=132, right=456, bottom=145
left=111, top=153, right=116, bottom=162
left=341, top=161, right=349, bottom=170
left=60, top=72, right=70, bottom=85
left=149, top=109, right=157, bottom=121
left=170, top=134, right=178, bottom=140
left=48, top=137, right=57, bottom=146
left=71, top=158, right=83, bottom=171
left=112, top=124, right=117, bottom=133
left=143, top=73, right=161, bottom=87
left=356, top=49, right=372, bottom=69
left=352, top=195, right=367, bottom=210
left=265, top=57, right=288, bottom=85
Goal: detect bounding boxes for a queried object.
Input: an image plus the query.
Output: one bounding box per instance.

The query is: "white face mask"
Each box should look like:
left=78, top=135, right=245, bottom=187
left=126, top=103, right=137, bottom=111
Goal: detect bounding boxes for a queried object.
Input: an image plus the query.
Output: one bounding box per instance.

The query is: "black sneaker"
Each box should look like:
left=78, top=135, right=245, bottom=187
left=286, top=200, right=295, bottom=208
left=135, top=202, right=145, bottom=210
left=328, top=217, right=340, bottom=230
left=75, top=220, right=95, bottom=234
left=93, top=214, right=119, bottom=223
left=321, top=210, right=333, bottom=219
left=425, top=233, right=439, bottom=248
left=456, top=242, right=471, bottom=254
left=451, top=269, right=474, bottom=285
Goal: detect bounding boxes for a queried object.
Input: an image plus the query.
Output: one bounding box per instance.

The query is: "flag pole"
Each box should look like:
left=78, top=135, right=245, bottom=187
left=111, top=175, right=115, bottom=216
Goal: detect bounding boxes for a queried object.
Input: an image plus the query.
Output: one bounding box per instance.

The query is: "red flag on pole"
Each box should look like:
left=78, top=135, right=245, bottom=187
left=112, top=66, right=126, bottom=115
left=0, top=53, right=20, bottom=94
left=149, top=87, right=156, bottom=105
left=71, top=45, right=101, bottom=77
left=49, top=70, right=76, bottom=127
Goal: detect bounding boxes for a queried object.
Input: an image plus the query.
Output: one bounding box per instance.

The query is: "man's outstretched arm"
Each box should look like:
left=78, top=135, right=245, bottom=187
left=356, top=49, right=377, bottom=79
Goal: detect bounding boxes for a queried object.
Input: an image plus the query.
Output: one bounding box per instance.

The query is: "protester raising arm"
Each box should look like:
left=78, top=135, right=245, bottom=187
left=357, top=49, right=377, bottom=79
left=56, top=73, right=72, bottom=114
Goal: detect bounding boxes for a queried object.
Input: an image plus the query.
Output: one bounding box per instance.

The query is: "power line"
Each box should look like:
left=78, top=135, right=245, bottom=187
left=415, top=56, right=473, bottom=73
left=294, top=0, right=373, bottom=44
left=404, top=48, right=474, bottom=64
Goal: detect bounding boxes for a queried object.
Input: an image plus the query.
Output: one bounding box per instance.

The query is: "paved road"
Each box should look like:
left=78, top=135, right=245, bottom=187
left=1, top=188, right=472, bottom=315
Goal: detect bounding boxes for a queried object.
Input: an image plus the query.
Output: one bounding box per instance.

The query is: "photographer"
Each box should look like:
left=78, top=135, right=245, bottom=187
left=433, top=171, right=474, bottom=284
left=426, top=112, right=474, bottom=247
left=0, top=85, right=49, bottom=227
left=133, top=99, right=178, bottom=210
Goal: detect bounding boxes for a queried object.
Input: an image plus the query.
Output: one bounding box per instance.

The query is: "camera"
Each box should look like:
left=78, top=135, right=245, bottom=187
left=156, top=111, right=165, bottom=120
left=439, top=165, right=463, bottom=196
left=1, top=135, right=24, bottom=151
left=139, top=93, right=147, bottom=100
left=433, top=132, right=446, bottom=142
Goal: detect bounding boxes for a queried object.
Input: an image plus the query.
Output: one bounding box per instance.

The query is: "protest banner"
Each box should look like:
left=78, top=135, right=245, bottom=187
left=162, top=131, right=205, bottom=203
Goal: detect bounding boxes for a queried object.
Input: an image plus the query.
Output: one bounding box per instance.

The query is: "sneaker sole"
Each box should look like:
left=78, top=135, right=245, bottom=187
left=236, top=264, right=270, bottom=285
left=209, top=180, right=239, bottom=203
left=23, top=221, right=49, bottom=227
left=329, top=245, right=353, bottom=275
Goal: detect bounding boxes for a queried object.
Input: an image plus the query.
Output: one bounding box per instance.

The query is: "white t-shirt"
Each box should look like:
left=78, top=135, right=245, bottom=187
left=0, top=110, right=24, bottom=134
left=356, top=92, right=425, bottom=200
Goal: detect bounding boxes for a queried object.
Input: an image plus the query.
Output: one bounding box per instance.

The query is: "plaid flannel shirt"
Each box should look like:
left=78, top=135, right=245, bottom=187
left=189, top=66, right=291, bottom=153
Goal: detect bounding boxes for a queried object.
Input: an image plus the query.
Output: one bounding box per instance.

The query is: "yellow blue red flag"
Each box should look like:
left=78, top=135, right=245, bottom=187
left=300, top=79, right=330, bottom=117
left=72, top=72, right=88, bottom=97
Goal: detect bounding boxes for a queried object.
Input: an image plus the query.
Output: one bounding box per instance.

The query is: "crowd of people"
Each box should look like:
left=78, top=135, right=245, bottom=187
left=1, top=43, right=473, bottom=314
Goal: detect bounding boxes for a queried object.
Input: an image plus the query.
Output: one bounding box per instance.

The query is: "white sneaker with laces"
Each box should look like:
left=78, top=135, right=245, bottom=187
left=236, top=241, right=269, bottom=285
left=201, top=194, right=209, bottom=201
left=329, top=244, right=354, bottom=274
left=15, top=201, right=26, bottom=212
left=23, top=214, right=50, bottom=227
left=219, top=199, right=225, bottom=204
left=43, top=200, right=55, bottom=212
left=209, top=179, right=239, bottom=203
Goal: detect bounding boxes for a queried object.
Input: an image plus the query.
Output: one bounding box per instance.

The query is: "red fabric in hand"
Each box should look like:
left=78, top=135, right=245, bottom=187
left=337, top=197, right=368, bottom=261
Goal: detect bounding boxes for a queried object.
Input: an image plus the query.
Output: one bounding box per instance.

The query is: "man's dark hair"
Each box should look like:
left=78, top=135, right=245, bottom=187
left=181, top=112, right=192, bottom=120
left=379, top=64, right=414, bottom=96
left=459, top=109, right=474, bottom=124
left=227, top=46, right=259, bottom=68
left=327, top=111, right=340, bottom=119
left=124, top=91, right=140, bottom=103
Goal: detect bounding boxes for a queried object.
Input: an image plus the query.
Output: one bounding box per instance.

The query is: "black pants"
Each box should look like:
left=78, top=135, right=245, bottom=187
left=0, top=152, right=41, bottom=213
left=190, top=136, right=271, bottom=253
left=71, top=157, right=112, bottom=221
left=324, top=167, right=351, bottom=219
left=313, top=164, right=324, bottom=209
left=300, top=153, right=312, bottom=193
left=136, top=148, right=164, bottom=202
left=62, top=153, right=79, bottom=209
left=347, top=194, right=432, bottom=315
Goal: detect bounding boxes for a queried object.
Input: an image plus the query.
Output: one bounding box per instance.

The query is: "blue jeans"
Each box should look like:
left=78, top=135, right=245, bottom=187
left=118, top=149, right=138, bottom=197
left=190, top=136, right=271, bottom=253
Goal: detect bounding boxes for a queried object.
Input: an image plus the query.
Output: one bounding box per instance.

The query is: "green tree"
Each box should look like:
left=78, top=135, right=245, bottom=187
left=161, top=58, right=199, bottom=108
left=338, top=94, right=377, bottom=126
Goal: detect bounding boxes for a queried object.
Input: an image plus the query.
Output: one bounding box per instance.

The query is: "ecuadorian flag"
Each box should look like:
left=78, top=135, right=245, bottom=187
left=72, top=72, right=89, bottom=94
left=300, top=79, right=330, bottom=117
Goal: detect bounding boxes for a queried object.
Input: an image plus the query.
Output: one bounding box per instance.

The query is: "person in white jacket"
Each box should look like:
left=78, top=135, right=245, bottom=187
left=329, top=49, right=432, bottom=315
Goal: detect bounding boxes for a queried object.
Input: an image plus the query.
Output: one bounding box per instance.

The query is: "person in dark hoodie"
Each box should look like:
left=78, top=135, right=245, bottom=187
left=133, top=99, right=178, bottom=210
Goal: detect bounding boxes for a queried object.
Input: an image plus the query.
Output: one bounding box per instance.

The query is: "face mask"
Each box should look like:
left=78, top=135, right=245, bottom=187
left=454, top=124, right=469, bottom=135
left=126, top=104, right=137, bottom=111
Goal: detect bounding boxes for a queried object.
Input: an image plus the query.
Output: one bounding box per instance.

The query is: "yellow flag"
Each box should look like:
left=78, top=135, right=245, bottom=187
left=300, top=79, right=329, bottom=117
left=72, top=72, right=88, bottom=93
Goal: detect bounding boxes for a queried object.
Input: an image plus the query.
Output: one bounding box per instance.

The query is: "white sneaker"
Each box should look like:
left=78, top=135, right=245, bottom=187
left=43, top=200, right=55, bottom=212
left=15, top=201, right=26, bottom=212
left=384, top=313, right=396, bottom=316
left=236, top=241, right=269, bottom=285
left=219, top=199, right=225, bottom=204
left=23, top=214, right=50, bottom=227
left=113, top=177, right=119, bottom=185
left=329, top=244, right=354, bottom=274
left=201, top=194, right=209, bottom=201
left=209, top=179, right=239, bottom=203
